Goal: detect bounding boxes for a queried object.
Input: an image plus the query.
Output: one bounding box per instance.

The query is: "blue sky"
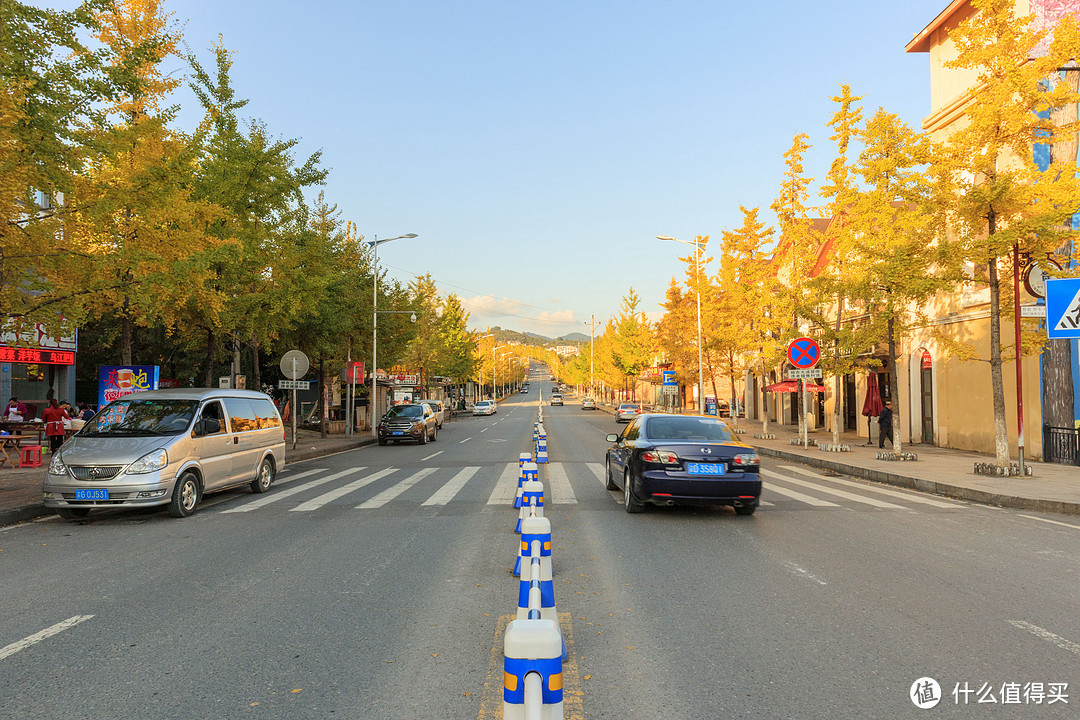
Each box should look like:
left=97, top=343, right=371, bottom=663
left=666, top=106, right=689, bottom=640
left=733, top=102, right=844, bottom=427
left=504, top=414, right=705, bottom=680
left=42, top=0, right=950, bottom=337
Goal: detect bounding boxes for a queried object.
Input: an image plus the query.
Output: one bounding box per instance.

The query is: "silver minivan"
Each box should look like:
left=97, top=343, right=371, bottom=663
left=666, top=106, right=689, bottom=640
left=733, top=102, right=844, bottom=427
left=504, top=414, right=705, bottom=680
left=43, top=389, right=285, bottom=520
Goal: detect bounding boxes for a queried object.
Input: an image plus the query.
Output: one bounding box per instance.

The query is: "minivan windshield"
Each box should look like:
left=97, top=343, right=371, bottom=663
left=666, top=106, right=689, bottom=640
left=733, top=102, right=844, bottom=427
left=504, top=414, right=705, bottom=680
left=79, top=399, right=200, bottom=437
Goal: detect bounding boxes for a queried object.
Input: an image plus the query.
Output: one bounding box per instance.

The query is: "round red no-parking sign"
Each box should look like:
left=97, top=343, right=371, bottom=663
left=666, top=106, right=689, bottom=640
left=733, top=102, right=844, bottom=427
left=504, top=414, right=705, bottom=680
left=787, top=337, right=820, bottom=369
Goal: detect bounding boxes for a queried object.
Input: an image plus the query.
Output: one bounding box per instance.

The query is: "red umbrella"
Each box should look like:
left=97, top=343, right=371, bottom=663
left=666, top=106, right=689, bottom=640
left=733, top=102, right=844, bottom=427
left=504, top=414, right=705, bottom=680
left=763, top=380, right=799, bottom=392
left=861, top=372, right=883, bottom=444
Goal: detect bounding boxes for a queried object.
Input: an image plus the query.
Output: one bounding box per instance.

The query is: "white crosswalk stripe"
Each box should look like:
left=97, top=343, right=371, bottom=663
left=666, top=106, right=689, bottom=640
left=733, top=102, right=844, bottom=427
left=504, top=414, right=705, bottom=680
left=291, top=468, right=396, bottom=512
left=777, top=465, right=963, bottom=508
left=762, top=469, right=907, bottom=509
left=544, top=463, right=577, bottom=504
left=422, top=466, right=480, bottom=506
left=486, top=463, right=521, bottom=505
left=762, top=479, right=841, bottom=507
left=222, top=467, right=366, bottom=513
left=357, top=468, right=437, bottom=508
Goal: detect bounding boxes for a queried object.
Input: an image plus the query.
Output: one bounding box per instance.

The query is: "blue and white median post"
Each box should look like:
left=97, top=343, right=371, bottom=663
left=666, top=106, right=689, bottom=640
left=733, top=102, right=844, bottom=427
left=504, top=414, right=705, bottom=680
left=503, top=619, right=564, bottom=720
left=515, top=461, right=538, bottom=510
left=515, top=479, right=544, bottom=532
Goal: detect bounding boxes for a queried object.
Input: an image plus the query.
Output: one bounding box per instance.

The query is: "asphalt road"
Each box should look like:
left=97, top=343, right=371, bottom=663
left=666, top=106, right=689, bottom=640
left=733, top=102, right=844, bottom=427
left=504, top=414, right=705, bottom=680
left=1, top=371, right=1079, bottom=719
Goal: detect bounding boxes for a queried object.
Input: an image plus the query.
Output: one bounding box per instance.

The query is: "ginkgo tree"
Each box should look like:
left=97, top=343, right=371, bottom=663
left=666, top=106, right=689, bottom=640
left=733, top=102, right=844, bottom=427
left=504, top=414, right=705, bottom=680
left=932, top=0, right=1080, bottom=466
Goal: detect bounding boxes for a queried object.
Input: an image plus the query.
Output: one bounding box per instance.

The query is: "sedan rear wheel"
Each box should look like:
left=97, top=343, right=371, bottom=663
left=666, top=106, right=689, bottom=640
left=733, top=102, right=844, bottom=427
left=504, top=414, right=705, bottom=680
left=623, top=469, right=644, bottom=513
left=605, top=459, right=619, bottom=490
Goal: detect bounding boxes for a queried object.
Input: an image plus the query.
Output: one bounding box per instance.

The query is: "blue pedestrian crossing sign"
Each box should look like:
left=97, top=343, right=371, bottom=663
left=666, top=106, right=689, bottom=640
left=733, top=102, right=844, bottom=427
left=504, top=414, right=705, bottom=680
left=1046, top=278, right=1080, bottom=339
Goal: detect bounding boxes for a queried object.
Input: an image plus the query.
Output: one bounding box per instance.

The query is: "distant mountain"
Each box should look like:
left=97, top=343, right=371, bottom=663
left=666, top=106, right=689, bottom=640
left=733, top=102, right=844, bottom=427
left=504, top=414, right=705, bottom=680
left=557, top=332, right=590, bottom=342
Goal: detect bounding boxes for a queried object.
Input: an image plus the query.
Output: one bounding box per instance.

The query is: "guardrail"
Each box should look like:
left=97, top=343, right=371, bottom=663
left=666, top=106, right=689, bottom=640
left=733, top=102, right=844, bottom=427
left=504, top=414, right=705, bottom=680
left=502, top=400, right=564, bottom=719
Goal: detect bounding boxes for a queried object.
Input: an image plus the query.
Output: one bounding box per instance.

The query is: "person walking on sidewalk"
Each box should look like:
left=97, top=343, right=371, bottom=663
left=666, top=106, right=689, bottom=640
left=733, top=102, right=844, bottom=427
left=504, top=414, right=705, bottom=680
left=41, top=399, right=71, bottom=453
left=878, top=400, right=893, bottom=449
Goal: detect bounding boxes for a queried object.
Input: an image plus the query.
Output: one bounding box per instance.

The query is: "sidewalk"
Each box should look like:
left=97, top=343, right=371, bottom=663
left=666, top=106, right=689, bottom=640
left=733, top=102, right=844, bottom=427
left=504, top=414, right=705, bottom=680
left=741, top=424, right=1080, bottom=516
left=0, top=428, right=376, bottom=527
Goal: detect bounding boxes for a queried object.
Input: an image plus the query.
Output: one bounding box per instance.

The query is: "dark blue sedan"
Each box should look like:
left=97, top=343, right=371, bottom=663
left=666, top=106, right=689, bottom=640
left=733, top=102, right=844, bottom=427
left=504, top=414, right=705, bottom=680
left=605, top=414, right=762, bottom=514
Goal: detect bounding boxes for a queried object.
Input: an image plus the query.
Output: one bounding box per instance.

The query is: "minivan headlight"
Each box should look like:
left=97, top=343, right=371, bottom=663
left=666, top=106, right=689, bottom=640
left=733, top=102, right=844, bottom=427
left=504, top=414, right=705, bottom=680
left=48, top=452, right=68, bottom=476
left=127, top=449, right=168, bottom=474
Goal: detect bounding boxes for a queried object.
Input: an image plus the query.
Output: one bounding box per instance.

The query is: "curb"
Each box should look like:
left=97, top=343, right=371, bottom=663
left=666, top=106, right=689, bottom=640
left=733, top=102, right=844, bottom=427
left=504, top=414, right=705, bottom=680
left=752, top=444, right=1080, bottom=516
left=0, top=438, right=378, bottom=528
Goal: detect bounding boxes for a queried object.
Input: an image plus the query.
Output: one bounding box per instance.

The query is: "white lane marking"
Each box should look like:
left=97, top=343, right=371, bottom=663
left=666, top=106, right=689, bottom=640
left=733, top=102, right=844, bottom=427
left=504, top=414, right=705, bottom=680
left=1018, top=514, right=1080, bottom=531
left=421, top=451, right=443, bottom=461
left=762, top=469, right=905, bottom=509
left=357, top=467, right=436, bottom=508
left=291, top=468, right=396, bottom=512
left=587, top=463, right=606, bottom=486
left=275, top=468, right=326, bottom=486
left=759, top=478, right=840, bottom=507
left=222, top=467, right=366, bottom=513
left=784, top=561, right=827, bottom=586
left=422, top=466, right=481, bottom=506
left=486, top=463, right=521, bottom=505
left=1008, top=620, right=1080, bottom=656
left=0, top=615, right=94, bottom=662
left=778, top=465, right=962, bottom=508
left=544, top=463, right=577, bottom=504
left=480, top=427, right=488, bottom=433
left=459, top=437, right=473, bottom=444
left=759, top=500, right=775, bottom=506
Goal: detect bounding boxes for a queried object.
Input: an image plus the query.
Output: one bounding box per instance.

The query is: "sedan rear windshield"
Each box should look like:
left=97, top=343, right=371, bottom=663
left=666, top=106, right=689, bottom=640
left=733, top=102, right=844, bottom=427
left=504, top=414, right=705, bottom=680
left=80, top=399, right=200, bottom=437
left=386, top=405, right=423, bottom=418
left=645, top=416, right=733, bottom=442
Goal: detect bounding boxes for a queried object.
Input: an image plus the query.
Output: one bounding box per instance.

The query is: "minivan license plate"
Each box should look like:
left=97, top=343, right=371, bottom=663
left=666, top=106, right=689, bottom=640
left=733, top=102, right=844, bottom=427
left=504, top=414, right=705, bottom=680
left=686, top=463, right=724, bottom=476
left=75, top=488, right=109, bottom=500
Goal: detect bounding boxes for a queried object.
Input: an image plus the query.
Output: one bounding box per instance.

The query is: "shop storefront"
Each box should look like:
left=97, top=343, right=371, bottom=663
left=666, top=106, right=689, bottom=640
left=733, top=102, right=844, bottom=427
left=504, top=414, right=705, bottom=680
left=0, top=324, right=78, bottom=420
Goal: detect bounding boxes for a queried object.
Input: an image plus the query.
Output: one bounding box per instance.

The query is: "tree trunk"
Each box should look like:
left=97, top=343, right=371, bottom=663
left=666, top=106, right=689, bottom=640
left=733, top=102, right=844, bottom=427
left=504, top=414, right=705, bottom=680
left=319, top=356, right=328, bottom=439
left=120, top=308, right=133, bottom=366
left=204, top=327, right=215, bottom=388
left=251, top=336, right=261, bottom=393
left=1043, top=69, right=1079, bottom=434
left=988, top=251, right=1011, bottom=465
left=887, top=307, right=902, bottom=454
left=832, top=296, right=844, bottom=445
left=760, top=360, right=770, bottom=436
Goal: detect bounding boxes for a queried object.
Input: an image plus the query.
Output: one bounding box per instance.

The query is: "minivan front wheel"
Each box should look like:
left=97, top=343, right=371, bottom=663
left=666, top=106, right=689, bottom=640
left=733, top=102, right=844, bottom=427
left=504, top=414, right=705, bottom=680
left=168, top=472, right=200, bottom=518
left=250, top=458, right=274, bottom=494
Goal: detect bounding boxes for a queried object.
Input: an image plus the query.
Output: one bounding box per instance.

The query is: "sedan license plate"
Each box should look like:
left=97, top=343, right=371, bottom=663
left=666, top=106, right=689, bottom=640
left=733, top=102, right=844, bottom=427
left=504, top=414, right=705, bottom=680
left=75, top=488, right=109, bottom=500
left=686, top=462, right=724, bottom=476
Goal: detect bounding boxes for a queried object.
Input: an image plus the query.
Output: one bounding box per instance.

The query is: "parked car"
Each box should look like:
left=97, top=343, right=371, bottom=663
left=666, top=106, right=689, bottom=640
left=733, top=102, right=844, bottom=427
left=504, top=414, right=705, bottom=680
left=378, top=403, right=438, bottom=445
left=472, top=400, right=497, bottom=416
left=550, top=393, right=563, bottom=406
left=581, top=398, right=596, bottom=410
left=417, top=399, right=445, bottom=428
left=615, top=402, right=641, bottom=423
left=43, top=389, right=285, bottom=520
left=604, top=414, right=761, bottom=514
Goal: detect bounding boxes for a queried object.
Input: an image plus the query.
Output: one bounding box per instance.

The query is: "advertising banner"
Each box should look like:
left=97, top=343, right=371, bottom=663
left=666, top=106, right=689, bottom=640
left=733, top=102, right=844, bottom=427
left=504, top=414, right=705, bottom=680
left=98, top=365, right=159, bottom=406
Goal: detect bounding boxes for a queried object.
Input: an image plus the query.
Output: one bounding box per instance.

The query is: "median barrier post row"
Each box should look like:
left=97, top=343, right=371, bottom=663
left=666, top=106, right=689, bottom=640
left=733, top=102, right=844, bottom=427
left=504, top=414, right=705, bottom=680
left=503, top=451, right=564, bottom=719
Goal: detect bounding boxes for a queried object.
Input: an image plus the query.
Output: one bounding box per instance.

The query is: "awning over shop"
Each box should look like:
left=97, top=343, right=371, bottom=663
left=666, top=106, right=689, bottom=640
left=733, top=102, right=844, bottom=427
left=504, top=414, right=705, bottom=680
left=763, top=380, right=826, bottom=393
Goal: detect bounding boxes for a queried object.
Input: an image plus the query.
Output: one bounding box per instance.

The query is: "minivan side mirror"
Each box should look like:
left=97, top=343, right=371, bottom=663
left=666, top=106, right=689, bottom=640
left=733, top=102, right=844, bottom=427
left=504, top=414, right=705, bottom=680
left=195, top=417, right=221, bottom=436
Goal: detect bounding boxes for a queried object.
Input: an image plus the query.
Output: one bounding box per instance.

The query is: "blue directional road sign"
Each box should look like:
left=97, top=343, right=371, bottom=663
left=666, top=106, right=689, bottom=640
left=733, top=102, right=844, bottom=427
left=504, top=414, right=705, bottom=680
left=787, top=337, right=820, bottom=369
left=1046, top=278, right=1080, bottom=339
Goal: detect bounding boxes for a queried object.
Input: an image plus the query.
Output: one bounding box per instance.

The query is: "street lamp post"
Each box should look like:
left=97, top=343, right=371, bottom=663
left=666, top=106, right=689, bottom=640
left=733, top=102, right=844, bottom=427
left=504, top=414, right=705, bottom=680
left=658, top=235, right=705, bottom=415
left=585, top=315, right=600, bottom=400
left=369, top=233, right=417, bottom=436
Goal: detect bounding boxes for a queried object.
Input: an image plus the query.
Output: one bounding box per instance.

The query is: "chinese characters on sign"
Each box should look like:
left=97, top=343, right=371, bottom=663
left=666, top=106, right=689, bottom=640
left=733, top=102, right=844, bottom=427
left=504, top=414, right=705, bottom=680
left=0, top=347, right=75, bottom=365
left=0, top=322, right=78, bottom=365
left=98, top=366, right=159, bottom=406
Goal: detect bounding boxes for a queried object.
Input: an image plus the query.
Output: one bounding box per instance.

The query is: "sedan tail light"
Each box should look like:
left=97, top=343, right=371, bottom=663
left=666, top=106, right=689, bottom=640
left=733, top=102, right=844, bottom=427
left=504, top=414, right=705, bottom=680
left=732, top=453, right=760, bottom=467
left=641, top=449, right=680, bottom=464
